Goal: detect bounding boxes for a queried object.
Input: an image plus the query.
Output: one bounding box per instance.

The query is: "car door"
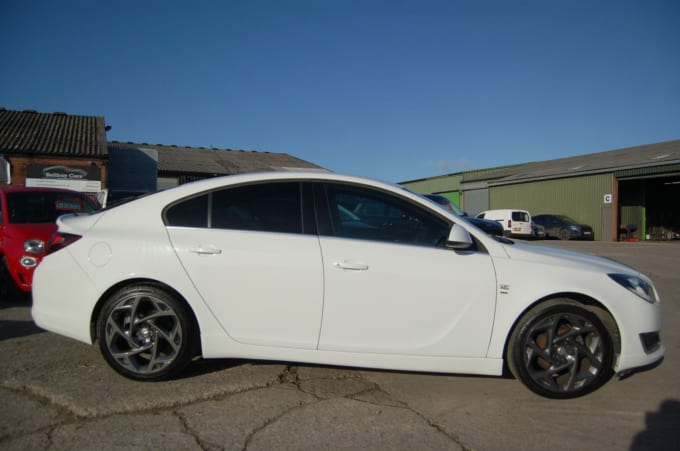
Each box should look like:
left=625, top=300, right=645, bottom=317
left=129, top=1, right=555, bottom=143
left=316, top=183, right=497, bottom=358
left=165, top=181, right=324, bottom=349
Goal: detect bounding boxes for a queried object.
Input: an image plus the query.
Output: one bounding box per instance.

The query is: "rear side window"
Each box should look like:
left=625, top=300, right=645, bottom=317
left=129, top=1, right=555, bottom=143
left=165, top=194, right=209, bottom=228
left=165, top=182, right=303, bottom=234
left=211, top=182, right=302, bottom=233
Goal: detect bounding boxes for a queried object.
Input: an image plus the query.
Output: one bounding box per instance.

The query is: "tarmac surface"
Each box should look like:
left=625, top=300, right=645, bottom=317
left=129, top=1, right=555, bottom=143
left=1, top=240, right=678, bottom=450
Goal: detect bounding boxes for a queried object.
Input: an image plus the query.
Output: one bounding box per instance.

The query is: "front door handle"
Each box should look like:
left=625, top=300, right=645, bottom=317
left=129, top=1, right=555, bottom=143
left=190, top=246, right=223, bottom=255
left=333, top=260, right=369, bottom=271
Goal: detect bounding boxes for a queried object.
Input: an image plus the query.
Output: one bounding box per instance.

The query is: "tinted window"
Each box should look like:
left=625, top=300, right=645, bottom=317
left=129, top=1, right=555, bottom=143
left=512, top=211, right=530, bottom=222
left=165, top=182, right=303, bottom=234
left=165, top=194, right=209, bottom=228
left=324, top=184, right=449, bottom=247
left=211, top=182, right=302, bottom=233
left=5, top=191, right=98, bottom=223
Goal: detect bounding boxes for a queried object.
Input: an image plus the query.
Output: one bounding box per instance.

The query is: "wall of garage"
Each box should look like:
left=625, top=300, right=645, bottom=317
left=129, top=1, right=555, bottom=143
left=439, top=191, right=461, bottom=207
left=403, top=174, right=463, bottom=197
left=489, top=173, right=615, bottom=241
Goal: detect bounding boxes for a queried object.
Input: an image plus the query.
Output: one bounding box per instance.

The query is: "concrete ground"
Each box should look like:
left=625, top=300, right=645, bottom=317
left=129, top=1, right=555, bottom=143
left=1, top=240, right=678, bottom=450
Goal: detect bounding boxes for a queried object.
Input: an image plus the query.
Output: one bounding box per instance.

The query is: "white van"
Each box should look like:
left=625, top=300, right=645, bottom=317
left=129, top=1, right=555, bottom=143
left=476, top=209, right=533, bottom=237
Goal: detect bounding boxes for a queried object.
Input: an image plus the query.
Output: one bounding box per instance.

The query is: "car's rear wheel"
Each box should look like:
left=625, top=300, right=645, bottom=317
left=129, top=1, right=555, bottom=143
left=508, top=302, right=614, bottom=399
left=97, top=284, right=198, bottom=381
left=558, top=228, right=571, bottom=240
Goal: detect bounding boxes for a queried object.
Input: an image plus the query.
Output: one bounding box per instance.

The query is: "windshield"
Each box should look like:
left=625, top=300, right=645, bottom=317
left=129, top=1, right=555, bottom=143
left=6, top=191, right=98, bottom=223
left=420, top=193, right=465, bottom=217
left=447, top=201, right=465, bottom=216
left=555, top=215, right=578, bottom=225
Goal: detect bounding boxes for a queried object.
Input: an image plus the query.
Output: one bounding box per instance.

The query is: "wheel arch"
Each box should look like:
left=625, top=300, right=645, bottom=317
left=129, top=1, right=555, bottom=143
left=89, top=278, right=202, bottom=355
left=502, top=292, right=622, bottom=372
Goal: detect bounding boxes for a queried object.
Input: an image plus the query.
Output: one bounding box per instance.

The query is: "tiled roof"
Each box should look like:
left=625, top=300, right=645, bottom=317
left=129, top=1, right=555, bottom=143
left=108, top=141, right=325, bottom=175
left=0, top=108, right=108, bottom=157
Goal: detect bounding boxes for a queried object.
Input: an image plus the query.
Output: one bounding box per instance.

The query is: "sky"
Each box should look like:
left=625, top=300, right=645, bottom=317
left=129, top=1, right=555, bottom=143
left=1, top=0, right=679, bottom=183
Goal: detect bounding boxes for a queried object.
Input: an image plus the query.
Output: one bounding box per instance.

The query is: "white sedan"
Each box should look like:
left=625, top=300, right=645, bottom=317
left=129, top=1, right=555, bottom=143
left=31, top=171, right=664, bottom=398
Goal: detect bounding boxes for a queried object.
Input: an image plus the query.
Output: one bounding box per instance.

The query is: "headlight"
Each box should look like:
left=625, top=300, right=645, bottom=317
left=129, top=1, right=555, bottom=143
left=24, top=239, right=46, bottom=254
left=608, top=273, right=658, bottom=304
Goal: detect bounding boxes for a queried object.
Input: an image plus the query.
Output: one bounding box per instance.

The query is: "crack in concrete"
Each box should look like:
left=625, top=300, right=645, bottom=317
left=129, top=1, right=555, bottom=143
left=174, top=409, right=210, bottom=451
left=347, top=386, right=470, bottom=449
left=2, top=363, right=469, bottom=450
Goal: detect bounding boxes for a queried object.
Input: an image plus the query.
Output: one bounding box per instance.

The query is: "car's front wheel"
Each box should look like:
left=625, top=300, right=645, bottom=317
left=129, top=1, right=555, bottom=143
left=508, top=302, right=614, bottom=398
left=97, top=284, right=198, bottom=381
left=0, top=257, right=24, bottom=302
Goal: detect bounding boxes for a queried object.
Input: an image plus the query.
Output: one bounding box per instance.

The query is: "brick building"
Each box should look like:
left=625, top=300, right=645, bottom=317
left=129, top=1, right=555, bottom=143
left=0, top=108, right=324, bottom=194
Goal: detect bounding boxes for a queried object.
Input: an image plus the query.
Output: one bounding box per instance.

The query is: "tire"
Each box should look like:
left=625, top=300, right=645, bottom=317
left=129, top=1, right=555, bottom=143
left=0, top=257, right=24, bottom=302
left=507, top=302, right=614, bottom=399
left=97, top=284, right=198, bottom=381
left=558, top=228, right=571, bottom=240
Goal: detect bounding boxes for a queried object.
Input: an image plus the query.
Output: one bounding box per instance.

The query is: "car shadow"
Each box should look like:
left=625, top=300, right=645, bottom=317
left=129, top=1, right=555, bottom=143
left=631, top=399, right=680, bottom=450
left=0, top=297, right=46, bottom=341
left=0, top=319, right=45, bottom=341
left=174, top=358, right=255, bottom=380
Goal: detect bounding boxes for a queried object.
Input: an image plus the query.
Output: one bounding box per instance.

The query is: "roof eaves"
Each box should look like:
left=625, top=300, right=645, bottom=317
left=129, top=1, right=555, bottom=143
left=488, top=158, right=680, bottom=186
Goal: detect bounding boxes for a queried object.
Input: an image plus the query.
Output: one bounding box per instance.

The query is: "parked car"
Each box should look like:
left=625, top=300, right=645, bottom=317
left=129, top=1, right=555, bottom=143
left=423, top=194, right=504, bottom=237
left=0, top=187, right=100, bottom=299
left=97, top=189, right=151, bottom=208
left=533, top=214, right=595, bottom=240
left=476, top=209, right=533, bottom=238
left=532, top=222, right=546, bottom=239
left=32, top=171, right=664, bottom=398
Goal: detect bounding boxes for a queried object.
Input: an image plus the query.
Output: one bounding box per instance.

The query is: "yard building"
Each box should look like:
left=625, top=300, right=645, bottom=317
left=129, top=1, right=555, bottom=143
left=0, top=108, right=324, bottom=197
left=401, top=140, right=680, bottom=241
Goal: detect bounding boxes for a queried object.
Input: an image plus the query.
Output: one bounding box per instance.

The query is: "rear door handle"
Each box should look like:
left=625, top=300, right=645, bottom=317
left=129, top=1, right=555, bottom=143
left=333, top=261, right=369, bottom=271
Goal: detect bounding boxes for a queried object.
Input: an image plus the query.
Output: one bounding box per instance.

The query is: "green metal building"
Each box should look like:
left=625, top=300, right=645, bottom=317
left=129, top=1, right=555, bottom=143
left=401, top=140, right=680, bottom=241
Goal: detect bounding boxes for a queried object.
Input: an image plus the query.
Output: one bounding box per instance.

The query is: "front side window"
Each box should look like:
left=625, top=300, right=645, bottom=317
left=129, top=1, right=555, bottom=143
left=324, top=184, right=449, bottom=247
left=165, top=182, right=303, bottom=234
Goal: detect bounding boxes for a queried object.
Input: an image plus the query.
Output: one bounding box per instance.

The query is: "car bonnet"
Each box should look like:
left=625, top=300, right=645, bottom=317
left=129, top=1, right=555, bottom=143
left=500, top=241, right=640, bottom=276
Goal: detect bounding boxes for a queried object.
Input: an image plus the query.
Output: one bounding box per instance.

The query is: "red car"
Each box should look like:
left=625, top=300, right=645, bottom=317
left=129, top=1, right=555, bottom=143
left=0, top=187, right=100, bottom=299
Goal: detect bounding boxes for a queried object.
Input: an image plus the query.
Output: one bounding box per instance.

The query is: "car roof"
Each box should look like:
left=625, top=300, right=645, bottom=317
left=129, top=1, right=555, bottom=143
left=153, top=170, right=406, bottom=200
left=479, top=209, right=530, bottom=214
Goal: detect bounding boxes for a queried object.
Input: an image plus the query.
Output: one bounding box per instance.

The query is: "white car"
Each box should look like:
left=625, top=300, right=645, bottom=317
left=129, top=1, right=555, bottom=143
left=31, top=171, right=664, bottom=398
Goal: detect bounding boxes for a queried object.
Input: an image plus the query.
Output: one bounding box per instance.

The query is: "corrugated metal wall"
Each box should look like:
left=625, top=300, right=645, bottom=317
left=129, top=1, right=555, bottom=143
left=489, top=173, right=614, bottom=240
left=401, top=174, right=463, bottom=195
left=463, top=188, right=489, bottom=216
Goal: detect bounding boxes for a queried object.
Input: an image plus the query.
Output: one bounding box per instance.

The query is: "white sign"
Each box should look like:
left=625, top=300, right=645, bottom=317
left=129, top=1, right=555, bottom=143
left=26, top=177, right=101, bottom=192
left=25, top=163, right=101, bottom=192
left=604, top=194, right=613, bottom=204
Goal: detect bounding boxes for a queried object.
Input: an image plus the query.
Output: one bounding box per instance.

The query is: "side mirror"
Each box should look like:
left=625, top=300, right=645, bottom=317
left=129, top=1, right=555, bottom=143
left=446, top=223, right=474, bottom=249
